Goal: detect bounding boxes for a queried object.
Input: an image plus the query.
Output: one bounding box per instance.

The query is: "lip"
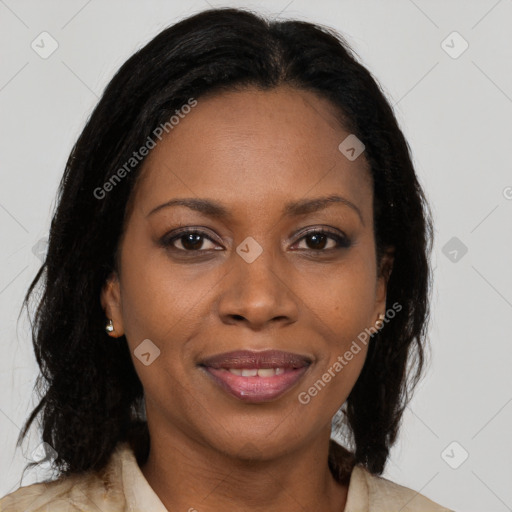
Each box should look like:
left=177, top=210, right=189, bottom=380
left=199, top=350, right=312, bottom=403
left=200, top=349, right=312, bottom=369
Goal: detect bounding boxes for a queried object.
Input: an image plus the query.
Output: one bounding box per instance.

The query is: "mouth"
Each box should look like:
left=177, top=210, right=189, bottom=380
left=199, top=349, right=312, bottom=403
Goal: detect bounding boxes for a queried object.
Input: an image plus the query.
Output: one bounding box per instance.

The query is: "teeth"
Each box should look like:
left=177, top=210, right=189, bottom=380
left=257, top=368, right=276, bottom=377
left=227, top=368, right=285, bottom=377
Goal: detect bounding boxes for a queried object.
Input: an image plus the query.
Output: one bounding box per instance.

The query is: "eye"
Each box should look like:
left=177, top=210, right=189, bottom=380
left=161, top=229, right=221, bottom=252
left=160, top=227, right=351, bottom=254
left=293, top=228, right=351, bottom=251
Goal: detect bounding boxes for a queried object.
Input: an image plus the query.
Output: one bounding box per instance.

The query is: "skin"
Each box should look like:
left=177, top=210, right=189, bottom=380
left=101, top=84, right=394, bottom=512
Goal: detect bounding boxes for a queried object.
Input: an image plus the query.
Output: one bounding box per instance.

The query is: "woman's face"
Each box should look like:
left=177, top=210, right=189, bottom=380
left=102, top=85, right=393, bottom=459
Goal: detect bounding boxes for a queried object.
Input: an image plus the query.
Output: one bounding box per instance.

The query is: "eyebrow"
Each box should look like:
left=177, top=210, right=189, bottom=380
left=147, top=194, right=364, bottom=225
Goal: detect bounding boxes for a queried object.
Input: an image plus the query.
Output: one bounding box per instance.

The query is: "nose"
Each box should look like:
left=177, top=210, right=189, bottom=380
left=216, top=246, right=299, bottom=330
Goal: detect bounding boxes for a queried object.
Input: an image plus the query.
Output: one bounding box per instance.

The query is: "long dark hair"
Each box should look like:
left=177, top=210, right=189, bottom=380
left=18, top=6, right=433, bottom=483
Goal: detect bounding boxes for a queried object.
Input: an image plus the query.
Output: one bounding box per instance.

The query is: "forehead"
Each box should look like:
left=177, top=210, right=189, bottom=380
left=132, top=85, right=372, bottom=221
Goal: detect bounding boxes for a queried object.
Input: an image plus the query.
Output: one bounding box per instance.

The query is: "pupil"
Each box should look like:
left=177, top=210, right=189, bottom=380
left=308, top=233, right=326, bottom=250
left=179, top=233, right=329, bottom=251
left=182, top=233, right=203, bottom=250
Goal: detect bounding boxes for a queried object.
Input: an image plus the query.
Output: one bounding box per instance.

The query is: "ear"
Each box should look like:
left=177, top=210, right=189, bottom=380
left=374, top=246, right=395, bottom=320
left=100, top=271, right=124, bottom=337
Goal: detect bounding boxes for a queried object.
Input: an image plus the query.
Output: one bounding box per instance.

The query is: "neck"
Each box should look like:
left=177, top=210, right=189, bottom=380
left=139, top=424, right=349, bottom=512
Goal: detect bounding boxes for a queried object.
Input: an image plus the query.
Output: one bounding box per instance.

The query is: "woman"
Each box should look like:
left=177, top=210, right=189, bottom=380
left=0, top=7, right=453, bottom=511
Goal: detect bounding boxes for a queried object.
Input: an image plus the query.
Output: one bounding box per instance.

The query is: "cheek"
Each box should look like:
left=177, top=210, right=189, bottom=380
left=303, top=256, right=377, bottom=338
left=298, top=251, right=375, bottom=392
left=118, top=237, right=223, bottom=358
left=117, top=251, right=201, bottom=401
left=117, top=235, right=186, bottom=345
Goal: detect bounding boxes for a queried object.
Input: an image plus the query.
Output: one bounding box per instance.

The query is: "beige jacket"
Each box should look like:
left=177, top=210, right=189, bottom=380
left=0, top=441, right=453, bottom=511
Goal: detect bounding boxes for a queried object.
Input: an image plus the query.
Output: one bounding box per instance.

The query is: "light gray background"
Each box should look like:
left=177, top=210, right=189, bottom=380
left=1, top=1, right=511, bottom=511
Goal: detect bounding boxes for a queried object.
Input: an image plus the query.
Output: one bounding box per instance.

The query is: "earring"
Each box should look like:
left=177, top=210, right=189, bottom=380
left=376, top=313, right=385, bottom=330
left=105, top=319, right=115, bottom=334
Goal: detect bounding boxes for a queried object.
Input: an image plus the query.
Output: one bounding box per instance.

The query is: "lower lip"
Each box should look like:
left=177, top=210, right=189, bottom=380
left=203, top=367, right=309, bottom=403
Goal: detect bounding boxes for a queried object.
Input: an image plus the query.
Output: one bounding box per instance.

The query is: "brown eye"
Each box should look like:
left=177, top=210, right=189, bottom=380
left=301, top=232, right=331, bottom=250
left=162, top=230, right=219, bottom=252
left=294, top=229, right=351, bottom=251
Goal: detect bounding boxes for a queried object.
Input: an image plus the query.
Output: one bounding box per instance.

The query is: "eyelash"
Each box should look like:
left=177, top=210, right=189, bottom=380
left=160, top=227, right=351, bottom=254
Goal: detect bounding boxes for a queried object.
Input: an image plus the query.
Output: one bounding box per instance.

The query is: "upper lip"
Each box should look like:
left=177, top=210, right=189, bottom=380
left=200, top=349, right=312, bottom=370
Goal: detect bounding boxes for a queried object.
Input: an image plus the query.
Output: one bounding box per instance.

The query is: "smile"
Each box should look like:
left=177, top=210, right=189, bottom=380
left=199, top=349, right=312, bottom=403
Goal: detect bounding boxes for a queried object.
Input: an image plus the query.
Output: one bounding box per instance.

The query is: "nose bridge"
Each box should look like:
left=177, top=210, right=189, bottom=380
left=217, top=235, right=297, bottom=326
left=233, top=236, right=283, bottom=299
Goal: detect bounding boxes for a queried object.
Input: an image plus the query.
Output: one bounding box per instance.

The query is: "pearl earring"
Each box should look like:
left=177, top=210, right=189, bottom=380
left=105, top=319, right=115, bottom=334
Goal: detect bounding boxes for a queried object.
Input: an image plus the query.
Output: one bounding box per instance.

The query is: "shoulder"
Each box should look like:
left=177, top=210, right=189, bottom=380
left=346, top=465, right=454, bottom=512
left=0, top=443, right=129, bottom=512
